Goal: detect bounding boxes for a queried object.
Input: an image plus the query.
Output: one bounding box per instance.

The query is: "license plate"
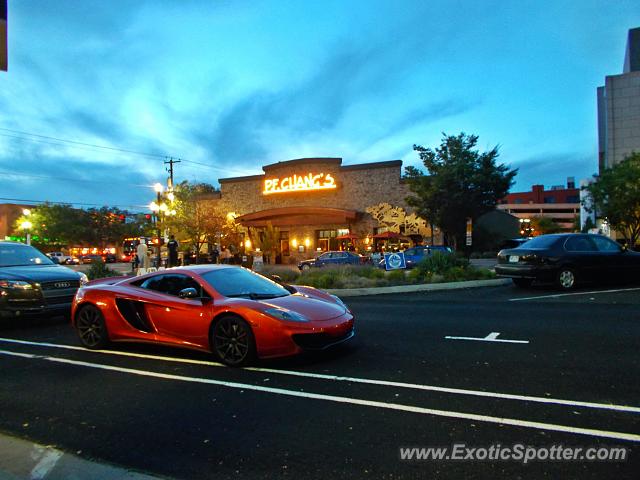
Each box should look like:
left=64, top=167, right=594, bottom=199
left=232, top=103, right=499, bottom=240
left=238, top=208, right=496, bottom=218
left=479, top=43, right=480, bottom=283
left=508, top=255, right=519, bottom=263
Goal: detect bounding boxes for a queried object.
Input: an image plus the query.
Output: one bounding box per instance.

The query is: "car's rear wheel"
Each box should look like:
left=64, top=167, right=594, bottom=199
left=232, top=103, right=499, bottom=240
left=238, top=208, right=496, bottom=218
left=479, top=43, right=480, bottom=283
left=211, top=315, right=256, bottom=367
left=76, top=305, right=110, bottom=349
left=512, top=278, right=533, bottom=288
left=302, top=264, right=311, bottom=271
left=556, top=267, right=577, bottom=290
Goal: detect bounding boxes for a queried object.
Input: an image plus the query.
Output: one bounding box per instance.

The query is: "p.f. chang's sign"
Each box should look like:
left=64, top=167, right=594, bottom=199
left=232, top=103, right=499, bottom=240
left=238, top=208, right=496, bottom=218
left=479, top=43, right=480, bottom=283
left=263, top=172, right=337, bottom=195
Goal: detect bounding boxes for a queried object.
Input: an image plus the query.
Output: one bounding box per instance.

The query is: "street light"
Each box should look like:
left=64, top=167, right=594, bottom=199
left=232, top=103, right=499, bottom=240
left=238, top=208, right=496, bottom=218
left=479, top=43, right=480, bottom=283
left=20, top=220, right=32, bottom=245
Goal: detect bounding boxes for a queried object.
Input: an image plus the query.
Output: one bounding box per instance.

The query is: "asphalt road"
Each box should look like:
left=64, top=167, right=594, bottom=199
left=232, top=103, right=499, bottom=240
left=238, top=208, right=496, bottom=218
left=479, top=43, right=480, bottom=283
left=0, top=283, right=639, bottom=479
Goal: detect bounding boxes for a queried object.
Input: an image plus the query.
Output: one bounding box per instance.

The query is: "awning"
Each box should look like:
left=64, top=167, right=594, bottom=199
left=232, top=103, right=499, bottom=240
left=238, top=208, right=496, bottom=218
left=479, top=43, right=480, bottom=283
left=235, top=206, right=359, bottom=227
left=335, top=234, right=359, bottom=241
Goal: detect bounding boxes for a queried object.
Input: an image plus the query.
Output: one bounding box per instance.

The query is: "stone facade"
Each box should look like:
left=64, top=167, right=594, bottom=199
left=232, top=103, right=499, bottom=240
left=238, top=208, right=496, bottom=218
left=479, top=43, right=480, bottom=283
left=202, top=157, right=432, bottom=263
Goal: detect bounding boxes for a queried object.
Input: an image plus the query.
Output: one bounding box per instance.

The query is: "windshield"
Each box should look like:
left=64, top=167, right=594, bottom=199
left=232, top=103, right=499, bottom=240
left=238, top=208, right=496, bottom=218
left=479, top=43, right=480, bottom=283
left=0, top=244, right=55, bottom=267
left=519, top=235, right=561, bottom=249
left=201, top=267, right=290, bottom=299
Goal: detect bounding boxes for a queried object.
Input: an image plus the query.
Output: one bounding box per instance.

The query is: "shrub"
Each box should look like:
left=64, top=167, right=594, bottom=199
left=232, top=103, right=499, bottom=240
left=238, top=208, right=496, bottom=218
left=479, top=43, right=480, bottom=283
left=386, top=268, right=408, bottom=284
left=86, top=259, right=120, bottom=280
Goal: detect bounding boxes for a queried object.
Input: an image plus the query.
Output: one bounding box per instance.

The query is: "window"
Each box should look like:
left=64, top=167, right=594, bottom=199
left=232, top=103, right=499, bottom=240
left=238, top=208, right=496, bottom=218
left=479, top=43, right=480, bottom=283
left=404, top=248, right=416, bottom=256
left=520, top=236, right=561, bottom=249
left=137, top=274, right=205, bottom=298
left=590, top=236, right=621, bottom=252
left=566, top=195, right=579, bottom=203
left=543, top=196, right=556, bottom=204
left=201, top=268, right=289, bottom=298
left=564, top=236, right=597, bottom=252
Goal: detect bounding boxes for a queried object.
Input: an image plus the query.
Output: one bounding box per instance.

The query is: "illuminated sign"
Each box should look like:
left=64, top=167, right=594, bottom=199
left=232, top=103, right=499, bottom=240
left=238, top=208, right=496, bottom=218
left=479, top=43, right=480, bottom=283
left=263, top=172, right=337, bottom=195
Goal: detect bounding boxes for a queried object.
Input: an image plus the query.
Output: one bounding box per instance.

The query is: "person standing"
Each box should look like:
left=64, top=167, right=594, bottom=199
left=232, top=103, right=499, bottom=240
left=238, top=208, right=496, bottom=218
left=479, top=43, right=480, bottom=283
left=167, top=235, right=179, bottom=267
left=136, top=240, right=147, bottom=270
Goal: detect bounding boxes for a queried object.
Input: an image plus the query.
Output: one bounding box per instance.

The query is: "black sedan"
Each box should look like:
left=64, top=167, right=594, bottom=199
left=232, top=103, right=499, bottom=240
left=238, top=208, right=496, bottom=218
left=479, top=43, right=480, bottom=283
left=0, top=241, right=88, bottom=319
left=298, top=251, right=364, bottom=271
left=495, top=233, right=640, bottom=290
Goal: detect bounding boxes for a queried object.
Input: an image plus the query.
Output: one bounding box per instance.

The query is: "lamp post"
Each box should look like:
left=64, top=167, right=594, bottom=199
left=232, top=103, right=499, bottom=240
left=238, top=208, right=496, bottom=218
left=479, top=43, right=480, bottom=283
left=20, top=220, right=32, bottom=245
left=149, top=183, right=177, bottom=268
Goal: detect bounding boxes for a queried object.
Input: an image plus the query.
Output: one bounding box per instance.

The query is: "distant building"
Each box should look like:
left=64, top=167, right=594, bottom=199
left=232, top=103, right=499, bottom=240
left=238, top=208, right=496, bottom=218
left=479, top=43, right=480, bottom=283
left=497, top=178, right=580, bottom=231
left=597, top=27, right=640, bottom=172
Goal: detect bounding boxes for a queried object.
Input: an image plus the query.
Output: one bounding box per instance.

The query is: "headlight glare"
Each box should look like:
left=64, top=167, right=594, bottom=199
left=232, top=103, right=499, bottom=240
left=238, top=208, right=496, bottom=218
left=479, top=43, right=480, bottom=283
left=79, top=273, right=89, bottom=286
left=264, top=308, right=309, bottom=322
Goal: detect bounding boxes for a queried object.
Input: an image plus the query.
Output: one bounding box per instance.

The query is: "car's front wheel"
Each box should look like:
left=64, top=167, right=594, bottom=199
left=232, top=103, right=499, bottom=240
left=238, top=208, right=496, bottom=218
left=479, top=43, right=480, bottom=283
left=211, top=315, right=256, bottom=367
left=512, top=278, right=533, bottom=288
left=301, top=264, right=311, bottom=271
left=556, top=267, right=577, bottom=290
left=75, top=305, right=110, bottom=349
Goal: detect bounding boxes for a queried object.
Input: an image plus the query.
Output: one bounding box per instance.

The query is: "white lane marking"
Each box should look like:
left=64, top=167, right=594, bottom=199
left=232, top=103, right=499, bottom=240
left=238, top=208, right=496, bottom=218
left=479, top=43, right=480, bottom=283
left=509, top=286, right=640, bottom=302
left=1, top=337, right=638, bottom=414
left=29, top=446, right=63, bottom=479
left=1, top=349, right=639, bottom=443
left=445, top=332, right=529, bottom=344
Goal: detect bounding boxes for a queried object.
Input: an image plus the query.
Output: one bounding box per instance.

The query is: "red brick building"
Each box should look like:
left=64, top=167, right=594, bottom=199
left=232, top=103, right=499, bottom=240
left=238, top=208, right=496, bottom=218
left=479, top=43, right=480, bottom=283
left=497, top=178, right=580, bottom=231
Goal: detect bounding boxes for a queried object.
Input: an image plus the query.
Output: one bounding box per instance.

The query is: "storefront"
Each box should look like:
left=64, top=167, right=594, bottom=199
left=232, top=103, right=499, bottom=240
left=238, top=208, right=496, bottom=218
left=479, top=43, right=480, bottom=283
left=206, top=157, right=437, bottom=263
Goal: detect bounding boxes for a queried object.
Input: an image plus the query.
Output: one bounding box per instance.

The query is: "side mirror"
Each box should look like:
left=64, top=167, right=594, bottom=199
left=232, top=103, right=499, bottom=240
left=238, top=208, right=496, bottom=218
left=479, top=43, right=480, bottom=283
left=621, top=244, right=628, bottom=252
left=178, top=287, right=200, bottom=299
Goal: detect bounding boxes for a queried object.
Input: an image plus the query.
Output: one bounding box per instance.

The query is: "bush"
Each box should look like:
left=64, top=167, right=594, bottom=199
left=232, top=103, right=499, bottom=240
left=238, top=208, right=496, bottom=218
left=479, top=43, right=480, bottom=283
left=86, top=259, right=120, bottom=280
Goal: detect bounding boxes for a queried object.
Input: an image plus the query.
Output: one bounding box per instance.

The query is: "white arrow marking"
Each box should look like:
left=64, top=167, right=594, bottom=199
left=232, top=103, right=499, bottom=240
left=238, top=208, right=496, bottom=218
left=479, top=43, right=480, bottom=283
left=445, top=332, right=529, bottom=344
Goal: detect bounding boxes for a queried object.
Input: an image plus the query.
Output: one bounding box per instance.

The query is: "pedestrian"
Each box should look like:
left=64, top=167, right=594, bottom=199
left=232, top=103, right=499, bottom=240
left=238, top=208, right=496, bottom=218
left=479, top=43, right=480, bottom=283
left=167, top=235, right=179, bottom=267
left=221, top=246, right=232, bottom=264
left=211, top=244, right=219, bottom=264
left=136, top=240, right=147, bottom=270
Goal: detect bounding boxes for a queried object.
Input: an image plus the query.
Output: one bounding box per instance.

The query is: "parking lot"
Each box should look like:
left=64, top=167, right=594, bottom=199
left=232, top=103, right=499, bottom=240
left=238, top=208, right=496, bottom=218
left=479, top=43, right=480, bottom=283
left=0, top=283, right=638, bottom=479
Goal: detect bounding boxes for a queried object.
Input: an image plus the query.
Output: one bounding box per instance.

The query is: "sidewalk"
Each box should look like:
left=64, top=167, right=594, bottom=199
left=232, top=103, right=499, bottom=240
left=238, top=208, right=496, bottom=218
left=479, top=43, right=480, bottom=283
left=0, top=432, right=166, bottom=480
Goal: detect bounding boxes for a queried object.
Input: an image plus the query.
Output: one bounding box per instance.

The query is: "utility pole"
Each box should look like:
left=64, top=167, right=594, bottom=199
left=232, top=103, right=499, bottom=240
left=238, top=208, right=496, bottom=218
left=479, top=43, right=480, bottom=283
left=164, top=157, right=181, bottom=189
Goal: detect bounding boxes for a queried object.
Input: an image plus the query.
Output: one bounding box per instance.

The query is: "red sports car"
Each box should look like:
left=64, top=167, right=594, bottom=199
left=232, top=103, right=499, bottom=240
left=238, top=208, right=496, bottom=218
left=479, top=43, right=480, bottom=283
left=71, top=265, right=354, bottom=366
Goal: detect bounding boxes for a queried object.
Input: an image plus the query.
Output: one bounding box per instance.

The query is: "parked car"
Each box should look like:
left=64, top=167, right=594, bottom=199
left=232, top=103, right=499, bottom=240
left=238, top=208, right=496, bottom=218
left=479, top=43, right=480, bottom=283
left=72, top=265, right=354, bottom=366
left=0, top=241, right=88, bottom=319
left=46, top=251, right=73, bottom=264
left=298, top=251, right=364, bottom=271
left=495, top=233, right=640, bottom=290
left=101, top=253, right=117, bottom=263
left=80, top=254, right=104, bottom=264
left=377, top=245, right=453, bottom=269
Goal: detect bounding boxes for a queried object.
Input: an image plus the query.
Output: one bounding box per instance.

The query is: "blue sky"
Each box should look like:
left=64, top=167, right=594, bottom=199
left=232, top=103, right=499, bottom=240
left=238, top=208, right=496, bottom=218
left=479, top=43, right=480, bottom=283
left=1, top=0, right=639, bottom=211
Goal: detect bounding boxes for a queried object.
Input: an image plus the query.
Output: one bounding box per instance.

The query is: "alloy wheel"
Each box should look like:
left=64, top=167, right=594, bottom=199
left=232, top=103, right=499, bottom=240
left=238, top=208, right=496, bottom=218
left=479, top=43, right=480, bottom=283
left=213, top=317, right=254, bottom=366
left=558, top=269, right=576, bottom=289
left=76, top=306, right=108, bottom=348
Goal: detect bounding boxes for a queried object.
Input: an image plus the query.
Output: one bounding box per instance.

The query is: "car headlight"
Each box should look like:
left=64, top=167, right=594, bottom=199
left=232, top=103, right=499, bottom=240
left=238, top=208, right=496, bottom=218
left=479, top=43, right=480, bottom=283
left=330, top=294, right=349, bottom=311
left=0, top=280, right=34, bottom=290
left=78, top=273, right=89, bottom=286
left=264, top=308, right=309, bottom=322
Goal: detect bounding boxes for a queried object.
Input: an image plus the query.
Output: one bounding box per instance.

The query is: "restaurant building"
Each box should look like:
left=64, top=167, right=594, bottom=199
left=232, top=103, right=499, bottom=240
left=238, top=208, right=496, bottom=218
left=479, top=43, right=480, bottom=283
left=205, top=157, right=436, bottom=263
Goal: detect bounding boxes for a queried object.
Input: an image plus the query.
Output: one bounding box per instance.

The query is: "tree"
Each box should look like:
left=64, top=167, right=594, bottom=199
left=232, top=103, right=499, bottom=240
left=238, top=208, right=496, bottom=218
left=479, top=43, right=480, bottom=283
left=585, top=153, right=640, bottom=246
left=249, top=222, right=280, bottom=264
left=405, top=132, right=517, bottom=249
left=168, top=181, right=225, bottom=262
left=13, top=203, right=90, bottom=247
left=529, top=216, right=562, bottom=235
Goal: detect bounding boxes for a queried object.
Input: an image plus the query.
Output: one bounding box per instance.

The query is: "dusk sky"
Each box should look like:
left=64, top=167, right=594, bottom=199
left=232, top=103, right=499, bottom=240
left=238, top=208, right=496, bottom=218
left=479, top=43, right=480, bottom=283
left=1, top=1, right=639, bottom=211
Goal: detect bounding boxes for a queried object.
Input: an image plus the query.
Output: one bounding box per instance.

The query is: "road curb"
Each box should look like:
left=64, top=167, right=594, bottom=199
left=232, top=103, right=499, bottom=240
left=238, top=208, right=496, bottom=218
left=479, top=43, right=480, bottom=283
left=326, top=278, right=511, bottom=297
left=0, top=431, right=167, bottom=480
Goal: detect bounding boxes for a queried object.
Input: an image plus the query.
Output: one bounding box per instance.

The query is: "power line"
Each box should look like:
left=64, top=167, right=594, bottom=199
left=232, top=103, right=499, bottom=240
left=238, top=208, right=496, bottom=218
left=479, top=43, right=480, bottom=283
left=0, top=128, right=165, bottom=158
left=0, top=170, right=152, bottom=188
left=0, top=196, right=149, bottom=211
left=0, top=127, right=241, bottom=174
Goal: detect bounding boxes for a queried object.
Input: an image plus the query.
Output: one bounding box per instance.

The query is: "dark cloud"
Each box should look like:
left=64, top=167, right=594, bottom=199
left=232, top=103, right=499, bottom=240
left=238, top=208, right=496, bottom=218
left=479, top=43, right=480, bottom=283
left=511, top=152, right=597, bottom=190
